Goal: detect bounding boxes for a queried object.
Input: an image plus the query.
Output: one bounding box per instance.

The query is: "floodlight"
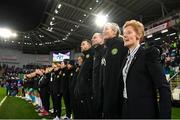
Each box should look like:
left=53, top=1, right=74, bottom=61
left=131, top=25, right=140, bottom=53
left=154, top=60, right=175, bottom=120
left=95, top=14, right=108, bottom=27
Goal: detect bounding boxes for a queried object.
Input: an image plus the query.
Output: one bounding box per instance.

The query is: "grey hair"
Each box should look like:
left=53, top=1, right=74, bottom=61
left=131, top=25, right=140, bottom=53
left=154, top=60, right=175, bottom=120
left=103, top=22, right=122, bottom=38
left=93, top=32, right=103, bottom=37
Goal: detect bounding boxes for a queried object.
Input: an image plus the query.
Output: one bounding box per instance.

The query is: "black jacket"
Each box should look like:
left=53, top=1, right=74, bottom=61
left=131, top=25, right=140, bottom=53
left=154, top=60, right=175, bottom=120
left=92, top=45, right=104, bottom=112
left=33, top=76, right=40, bottom=90
left=38, top=74, right=48, bottom=88
left=74, top=47, right=95, bottom=97
left=72, top=66, right=80, bottom=96
left=38, top=74, right=50, bottom=93
left=24, top=78, right=34, bottom=89
left=59, top=68, right=68, bottom=94
left=119, top=46, right=171, bottom=119
left=55, top=69, right=62, bottom=94
left=67, top=67, right=76, bottom=94
left=49, top=70, right=62, bottom=94
left=100, top=37, right=128, bottom=118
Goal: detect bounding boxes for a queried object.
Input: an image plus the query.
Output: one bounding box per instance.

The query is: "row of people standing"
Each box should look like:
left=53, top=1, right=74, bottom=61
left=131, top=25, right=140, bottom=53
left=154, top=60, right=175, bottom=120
left=74, top=20, right=171, bottom=119
left=73, top=22, right=128, bottom=118
left=24, top=59, right=83, bottom=119
left=24, top=19, right=171, bottom=119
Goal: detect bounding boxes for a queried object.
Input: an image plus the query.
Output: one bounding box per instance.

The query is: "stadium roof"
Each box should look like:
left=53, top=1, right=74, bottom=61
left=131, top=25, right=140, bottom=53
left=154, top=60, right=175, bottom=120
left=0, top=0, right=179, bottom=54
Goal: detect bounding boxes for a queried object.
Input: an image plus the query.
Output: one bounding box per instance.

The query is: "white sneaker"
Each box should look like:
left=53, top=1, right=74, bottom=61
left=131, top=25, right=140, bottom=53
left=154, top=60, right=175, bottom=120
left=64, top=117, right=70, bottom=119
left=49, top=108, right=54, bottom=113
left=61, top=115, right=66, bottom=119
left=70, top=114, right=73, bottom=119
left=53, top=116, right=60, bottom=120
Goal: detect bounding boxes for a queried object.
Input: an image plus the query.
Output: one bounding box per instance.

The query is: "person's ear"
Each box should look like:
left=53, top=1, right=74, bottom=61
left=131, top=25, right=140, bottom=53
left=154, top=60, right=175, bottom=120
left=112, top=30, right=116, bottom=36
left=136, top=34, right=141, bottom=41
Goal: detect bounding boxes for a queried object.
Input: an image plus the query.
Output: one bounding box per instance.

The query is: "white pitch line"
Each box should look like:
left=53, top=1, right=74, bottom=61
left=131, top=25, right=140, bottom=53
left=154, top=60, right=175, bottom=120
left=0, top=96, right=7, bottom=107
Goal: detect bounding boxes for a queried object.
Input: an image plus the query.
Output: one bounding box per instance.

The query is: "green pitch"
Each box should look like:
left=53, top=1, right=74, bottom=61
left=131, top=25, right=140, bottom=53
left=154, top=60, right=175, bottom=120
left=0, top=87, right=66, bottom=119
left=0, top=87, right=180, bottom=119
left=0, top=96, right=41, bottom=119
left=0, top=87, right=6, bottom=102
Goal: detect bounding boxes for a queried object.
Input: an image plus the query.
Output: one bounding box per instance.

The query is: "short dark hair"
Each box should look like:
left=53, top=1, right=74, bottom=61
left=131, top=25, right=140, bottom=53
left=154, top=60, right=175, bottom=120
left=63, top=59, right=69, bottom=65
left=77, top=55, right=84, bottom=60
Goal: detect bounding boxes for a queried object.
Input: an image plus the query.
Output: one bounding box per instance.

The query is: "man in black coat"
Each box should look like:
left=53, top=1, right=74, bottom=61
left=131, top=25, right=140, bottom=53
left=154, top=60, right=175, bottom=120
left=100, top=23, right=128, bottom=118
left=91, top=33, right=104, bottom=118
left=74, top=39, right=95, bottom=118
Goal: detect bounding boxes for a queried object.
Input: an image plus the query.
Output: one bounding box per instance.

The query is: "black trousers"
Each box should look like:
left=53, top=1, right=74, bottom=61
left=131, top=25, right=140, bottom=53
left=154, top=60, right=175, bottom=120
left=51, top=92, right=62, bottom=117
left=69, top=90, right=75, bottom=118
left=72, top=96, right=80, bottom=118
left=40, top=88, right=50, bottom=112
left=122, top=98, right=128, bottom=119
left=62, top=91, right=71, bottom=118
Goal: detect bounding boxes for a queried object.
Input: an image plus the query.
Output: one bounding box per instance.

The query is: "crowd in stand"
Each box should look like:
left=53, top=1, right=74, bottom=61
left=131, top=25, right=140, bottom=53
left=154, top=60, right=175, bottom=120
left=0, top=19, right=179, bottom=119
left=161, top=41, right=180, bottom=79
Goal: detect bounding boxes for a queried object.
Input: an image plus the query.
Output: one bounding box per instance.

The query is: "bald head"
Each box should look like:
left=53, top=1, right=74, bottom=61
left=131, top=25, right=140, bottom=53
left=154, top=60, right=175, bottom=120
left=91, top=33, right=104, bottom=46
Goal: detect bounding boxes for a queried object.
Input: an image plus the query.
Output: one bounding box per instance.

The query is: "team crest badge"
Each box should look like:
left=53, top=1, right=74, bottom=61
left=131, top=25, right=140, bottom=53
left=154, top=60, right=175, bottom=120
left=86, top=54, right=90, bottom=58
left=111, top=48, right=118, bottom=55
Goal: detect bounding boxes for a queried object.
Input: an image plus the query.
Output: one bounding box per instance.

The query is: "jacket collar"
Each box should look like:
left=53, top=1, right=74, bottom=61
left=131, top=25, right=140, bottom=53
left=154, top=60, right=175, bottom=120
left=83, top=47, right=94, bottom=55
left=121, top=46, right=144, bottom=73
left=105, top=37, right=120, bottom=48
left=128, top=46, right=144, bottom=70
